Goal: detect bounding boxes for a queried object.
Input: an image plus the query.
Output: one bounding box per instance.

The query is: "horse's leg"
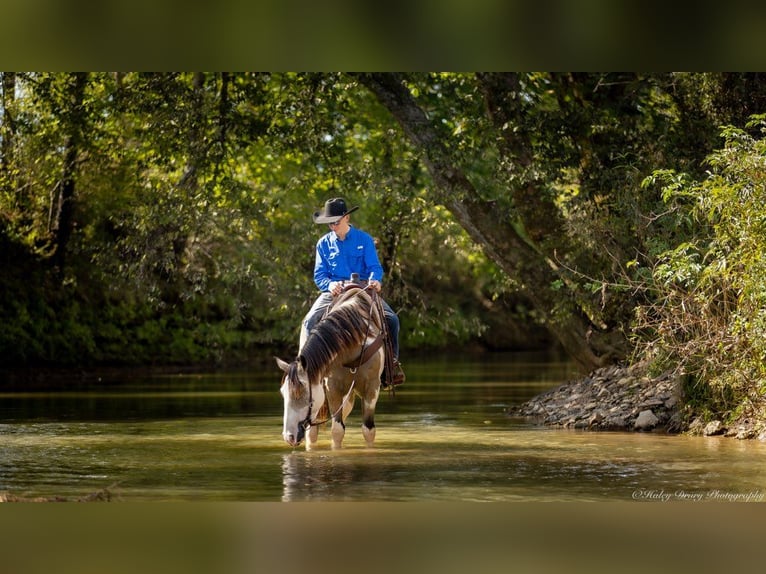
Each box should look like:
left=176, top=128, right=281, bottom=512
left=325, top=384, right=346, bottom=449
left=330, top=393, right=355, bottom=449
left=361, top=387, right=379, bottom=447
left=341, top=393, right=355, bottom=421
left=330, top=417, right=345, bottom=449
left=306, top=395, right=329, bottom=450
left=362, top=356, right=386, bottom=447
left=306, top=424, right=319, bottom=450
left=361, top=418, right=376, bottom=447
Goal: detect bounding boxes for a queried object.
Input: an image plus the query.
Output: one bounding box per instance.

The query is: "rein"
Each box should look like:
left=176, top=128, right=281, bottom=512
left=300, top=281, right=380, bottom=432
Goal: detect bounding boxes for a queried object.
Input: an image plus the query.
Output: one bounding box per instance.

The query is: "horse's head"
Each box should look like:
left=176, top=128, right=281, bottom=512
left=276, top=356, right=325, bottom=447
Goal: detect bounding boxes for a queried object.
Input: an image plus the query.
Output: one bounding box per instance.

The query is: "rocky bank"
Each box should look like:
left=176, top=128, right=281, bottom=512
left=508, top=361, right=766, bottom=440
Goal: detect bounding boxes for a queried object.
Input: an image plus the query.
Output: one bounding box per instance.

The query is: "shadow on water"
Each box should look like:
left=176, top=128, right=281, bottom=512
left=2, top=351, right=766, bottom=501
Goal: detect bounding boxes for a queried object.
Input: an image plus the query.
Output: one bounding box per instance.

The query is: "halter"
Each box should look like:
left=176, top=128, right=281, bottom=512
left=299, top=375, right=356, bottom=433
left=299, top=380, right=318, bottom=434
left=299, top=281, right=380, bottom=432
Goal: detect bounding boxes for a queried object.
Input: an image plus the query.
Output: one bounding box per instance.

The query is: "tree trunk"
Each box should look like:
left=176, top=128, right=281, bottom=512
left=354, top=72, right=627, bottom=371
left=1, top=73, right=17, bottom=203
left=51, top=72, right=88, bottom=274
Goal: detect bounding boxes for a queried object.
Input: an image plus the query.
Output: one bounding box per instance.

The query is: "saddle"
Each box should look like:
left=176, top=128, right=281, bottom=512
left=326, top=276, right=399, bottom=390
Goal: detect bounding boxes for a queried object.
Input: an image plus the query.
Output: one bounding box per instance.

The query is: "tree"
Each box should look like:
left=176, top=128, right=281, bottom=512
left=1, top=72, right=17, bottom=200
left=636, top=119, right=766, bottom=424
left=50, top=72, right=88, bottom=273
left=4, top=72, right=765, bottom=370
left=355, top=74, right=625, bottom=368
left=353, top=72, right=766, bottom=371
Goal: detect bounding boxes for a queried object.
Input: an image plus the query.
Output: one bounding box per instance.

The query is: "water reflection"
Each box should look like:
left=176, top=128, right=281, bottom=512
left=281, top=451, right=392, bottom=501
left=2, top=352, right=765, bottom=501
left=278, top=424, right=766, bottom=502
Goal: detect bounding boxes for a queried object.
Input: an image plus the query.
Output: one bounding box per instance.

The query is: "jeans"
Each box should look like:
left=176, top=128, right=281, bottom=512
left=302, top=292, right=400, bottom=358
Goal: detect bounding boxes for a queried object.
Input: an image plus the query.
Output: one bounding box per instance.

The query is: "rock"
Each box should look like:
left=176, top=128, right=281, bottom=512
left=688, top=417, right=705, bottom=435
left=666, top=413, right=683, bottom=434
left=735, top=426, right=756, bottom=440
left=639, top=399, right=665, bottom=409
left=664, top=395, right=678, bottom=409
left=507, top=359, right=730, bottom=436
left=635, top=409, right=659, bottom=431
left=703, top=420, right=724, bottom=436
left=604, top=415, right=627, bottom=430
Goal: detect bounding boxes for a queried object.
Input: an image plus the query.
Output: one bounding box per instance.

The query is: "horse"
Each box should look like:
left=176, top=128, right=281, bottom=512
left=276, top=286, right=386, bottom=449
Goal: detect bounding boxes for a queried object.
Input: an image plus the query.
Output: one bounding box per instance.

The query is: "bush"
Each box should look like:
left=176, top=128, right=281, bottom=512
left=636, top=117, right=766, bottom=423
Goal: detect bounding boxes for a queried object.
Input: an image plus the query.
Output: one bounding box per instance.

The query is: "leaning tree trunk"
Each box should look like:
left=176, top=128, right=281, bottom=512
left=354, top=72, right=627, bottom=371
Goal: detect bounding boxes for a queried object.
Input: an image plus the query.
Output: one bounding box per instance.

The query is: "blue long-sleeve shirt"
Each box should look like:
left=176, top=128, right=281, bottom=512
left=313, top=226, right=384, bottom=292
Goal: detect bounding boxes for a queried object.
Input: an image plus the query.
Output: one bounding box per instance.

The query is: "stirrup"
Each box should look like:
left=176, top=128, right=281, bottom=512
left=382, top=360, right=405, bottom=388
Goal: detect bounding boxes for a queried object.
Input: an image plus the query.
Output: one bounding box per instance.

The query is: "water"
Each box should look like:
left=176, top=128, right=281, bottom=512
left=1, top=352, right=765, bottom=501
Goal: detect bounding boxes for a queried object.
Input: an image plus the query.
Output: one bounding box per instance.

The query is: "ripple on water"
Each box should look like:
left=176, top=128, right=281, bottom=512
left=2, top=355, right=766, bottom=500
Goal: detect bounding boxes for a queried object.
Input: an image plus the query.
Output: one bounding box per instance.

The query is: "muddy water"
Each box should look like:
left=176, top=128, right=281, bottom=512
left=1, top=352, right=764, bottom=501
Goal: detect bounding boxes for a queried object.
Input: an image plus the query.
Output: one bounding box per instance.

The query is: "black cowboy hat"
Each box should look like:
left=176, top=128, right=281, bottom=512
left=312, top=197, right=359, bottom=224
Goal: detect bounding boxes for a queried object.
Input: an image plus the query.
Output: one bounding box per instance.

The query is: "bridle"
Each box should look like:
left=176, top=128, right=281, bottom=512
left=298, top=281, right=381, bottom=434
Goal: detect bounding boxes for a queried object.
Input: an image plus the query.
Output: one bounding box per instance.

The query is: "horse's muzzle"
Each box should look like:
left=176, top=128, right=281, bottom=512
left=295, top=423, right=306, bottom=445
left=283, top=426, right=305, bottom=447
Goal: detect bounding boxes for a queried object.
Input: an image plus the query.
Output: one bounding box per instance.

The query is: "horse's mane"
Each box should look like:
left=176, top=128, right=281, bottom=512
left=285, top=361, right=304, bottom=400
left=299, top=288, right=376, bottom=385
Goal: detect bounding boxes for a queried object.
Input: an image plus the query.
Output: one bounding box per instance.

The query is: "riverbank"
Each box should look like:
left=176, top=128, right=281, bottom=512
left=508, top=361, right=766, bottom=440
left=0, top=353, right=281, bottom=390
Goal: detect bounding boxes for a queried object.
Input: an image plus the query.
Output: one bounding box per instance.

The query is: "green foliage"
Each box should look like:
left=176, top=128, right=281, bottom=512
left=3, top=71, right=766, bottom=382
left=1, top=72, right=532, bottom=367
left=635, top=120, right=766, bottom=422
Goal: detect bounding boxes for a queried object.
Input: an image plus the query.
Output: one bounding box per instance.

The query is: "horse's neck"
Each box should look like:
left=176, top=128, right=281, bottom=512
left=300, top=333, right=344, bottom=383
left=300, top=289, right=380, bottom=381
left=327, top=287, right=362, bottom=315
left=303, top=340, right=358, bottom=379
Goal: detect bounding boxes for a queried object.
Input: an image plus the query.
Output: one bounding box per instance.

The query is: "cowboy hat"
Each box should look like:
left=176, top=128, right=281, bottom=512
left=312, top=197, right=359, bottom=224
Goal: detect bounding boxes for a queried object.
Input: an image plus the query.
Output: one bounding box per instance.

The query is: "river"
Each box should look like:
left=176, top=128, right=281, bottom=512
left=1, top=351, right=765, bottom=502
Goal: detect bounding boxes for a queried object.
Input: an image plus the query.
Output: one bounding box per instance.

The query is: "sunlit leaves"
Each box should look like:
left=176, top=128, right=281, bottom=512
left=636, top=122, right=766, bottom=421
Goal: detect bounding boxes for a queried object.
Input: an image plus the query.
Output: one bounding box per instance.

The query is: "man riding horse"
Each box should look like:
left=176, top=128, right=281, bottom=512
left=302, top=197, right=405, bottom=388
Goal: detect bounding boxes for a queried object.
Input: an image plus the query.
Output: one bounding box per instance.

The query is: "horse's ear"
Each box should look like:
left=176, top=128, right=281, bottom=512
left=275, top=357, right=290, bottom=373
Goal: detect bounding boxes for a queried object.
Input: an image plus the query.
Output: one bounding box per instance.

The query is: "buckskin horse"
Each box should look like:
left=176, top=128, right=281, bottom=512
left=276, top=285, right=386, bottom=449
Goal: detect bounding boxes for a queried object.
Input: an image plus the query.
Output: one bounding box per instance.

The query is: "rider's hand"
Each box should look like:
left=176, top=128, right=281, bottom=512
left=329, top=281, right=343, bottom=296
left=369, top=280, right=382, bottom=292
